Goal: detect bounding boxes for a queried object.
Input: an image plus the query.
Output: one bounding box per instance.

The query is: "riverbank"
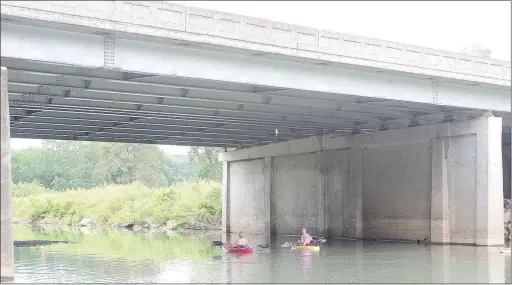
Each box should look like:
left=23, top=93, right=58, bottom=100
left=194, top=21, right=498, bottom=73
left=13, top=181, right=222, bottom=231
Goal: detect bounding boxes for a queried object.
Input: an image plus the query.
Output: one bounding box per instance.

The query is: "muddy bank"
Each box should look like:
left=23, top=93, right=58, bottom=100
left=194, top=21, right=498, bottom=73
left=14, top=240, right=75, bottom=247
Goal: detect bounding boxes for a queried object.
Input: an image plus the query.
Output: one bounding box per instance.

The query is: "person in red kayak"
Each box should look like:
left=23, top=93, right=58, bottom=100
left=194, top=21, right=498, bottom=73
left=232, top=231, right=250, bottom=248
left=298, top=227, right=313, bottom=246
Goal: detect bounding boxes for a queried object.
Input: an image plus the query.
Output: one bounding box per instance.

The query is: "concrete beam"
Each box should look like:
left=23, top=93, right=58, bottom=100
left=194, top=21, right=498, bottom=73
left=219, top=117, right=493, bottom=162
left=2, top=23, right=510, bottom=112
left=0, top=67, right=14, bottom=282
left=1, top=1, right=510, bottom=86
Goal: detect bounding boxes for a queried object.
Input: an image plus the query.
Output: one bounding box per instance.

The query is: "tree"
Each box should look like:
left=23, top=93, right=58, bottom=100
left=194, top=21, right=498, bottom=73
left=11, top=140, right=196, bottom=190
left=462, top=43, right=492, bottom=59
left=92, top=142, right=168, bottom=187
left=188, top=147, right=222, bottom=181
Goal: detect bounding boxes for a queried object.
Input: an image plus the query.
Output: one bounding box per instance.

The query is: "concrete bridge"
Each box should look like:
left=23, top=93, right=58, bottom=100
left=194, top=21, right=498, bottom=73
left=0, top=1, right=510, bottom=281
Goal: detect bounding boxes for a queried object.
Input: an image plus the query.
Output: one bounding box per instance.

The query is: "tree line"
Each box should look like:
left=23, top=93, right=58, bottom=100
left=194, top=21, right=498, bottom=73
left=12, top=140, right=223, bottom=191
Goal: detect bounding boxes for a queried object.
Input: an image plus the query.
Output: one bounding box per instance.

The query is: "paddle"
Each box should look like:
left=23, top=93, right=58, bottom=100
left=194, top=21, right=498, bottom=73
left=312, top=236, right=327, bottom=243
left=281, top=237, right=326, bottom=248
left=211, top=240, right=269, bottom=249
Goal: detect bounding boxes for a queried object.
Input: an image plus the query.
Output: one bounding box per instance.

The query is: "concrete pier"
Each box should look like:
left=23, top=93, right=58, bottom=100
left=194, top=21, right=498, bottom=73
left=220, top=117, right=505, bottom=246
left=0, top=67, right=14, bottom=281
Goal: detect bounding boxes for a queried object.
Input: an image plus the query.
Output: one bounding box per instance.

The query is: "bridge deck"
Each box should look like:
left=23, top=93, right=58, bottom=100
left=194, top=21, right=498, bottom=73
left=1, top=1, right=510, bottom=86
left=1, top=1, right=510, bottom=148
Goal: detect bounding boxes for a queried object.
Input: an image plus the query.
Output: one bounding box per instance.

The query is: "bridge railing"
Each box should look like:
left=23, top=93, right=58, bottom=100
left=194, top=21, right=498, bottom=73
left=1, top=1, right=510, bottom=84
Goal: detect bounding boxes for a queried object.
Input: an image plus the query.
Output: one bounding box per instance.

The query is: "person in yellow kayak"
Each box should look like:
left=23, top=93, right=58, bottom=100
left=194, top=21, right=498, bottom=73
left=297, top=227, right=313, bottom=246
left=232, top=231, right=250, bottom=248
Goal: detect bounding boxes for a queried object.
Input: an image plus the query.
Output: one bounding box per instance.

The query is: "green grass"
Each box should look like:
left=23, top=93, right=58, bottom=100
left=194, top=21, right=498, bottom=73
left=13, top=181, right=222, bottom=228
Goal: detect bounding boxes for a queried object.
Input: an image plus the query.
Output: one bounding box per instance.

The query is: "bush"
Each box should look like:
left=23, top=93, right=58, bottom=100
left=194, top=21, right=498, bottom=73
left=12, top=182, right=48, bottom=198
left=13, top=181, right=222, bottom=227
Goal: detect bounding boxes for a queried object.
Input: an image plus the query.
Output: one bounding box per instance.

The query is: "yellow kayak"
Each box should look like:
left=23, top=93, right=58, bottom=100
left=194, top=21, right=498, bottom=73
left=294, top=245, right=320, bottom=251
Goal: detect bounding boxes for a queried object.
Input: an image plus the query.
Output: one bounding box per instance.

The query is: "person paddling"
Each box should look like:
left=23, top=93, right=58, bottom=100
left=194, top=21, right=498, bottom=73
left=232, top=231, right=250, bottom=248
left=298, top=227, right=313, bottom=246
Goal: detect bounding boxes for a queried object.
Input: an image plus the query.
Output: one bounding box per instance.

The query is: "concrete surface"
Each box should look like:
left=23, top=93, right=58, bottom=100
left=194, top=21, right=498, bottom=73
left=503, top=144, right=511, bottom=200
left=1, top=1, right=510, bottom=149
left=3, top=22, right=509, bottom=116
left=228, top=159, right=266, bottom=234
left=1, top=1, right=510, bottom=86
left=324, top=149, right=350, bottom=237
left=272, top=152, right=325, bottom=236
left=362, top=142, right=432, bottom=240
left=1, top=67, right=14, bottom=281
left=221, top=116, right=505, bottom=245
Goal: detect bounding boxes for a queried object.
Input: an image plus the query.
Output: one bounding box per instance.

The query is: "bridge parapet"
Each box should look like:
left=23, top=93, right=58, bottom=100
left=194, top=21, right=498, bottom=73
left=1, top=1, right=510, bottom=86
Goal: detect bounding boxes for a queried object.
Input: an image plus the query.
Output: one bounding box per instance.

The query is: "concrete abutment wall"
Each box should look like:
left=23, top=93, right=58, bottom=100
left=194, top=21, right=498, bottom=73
left=220, top=116, right=505, bottom=246
left=1, top=67, right=14, bottom=281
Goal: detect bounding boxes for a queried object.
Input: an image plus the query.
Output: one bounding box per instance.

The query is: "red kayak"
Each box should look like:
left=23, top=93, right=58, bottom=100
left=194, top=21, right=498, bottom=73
left=223, top=244, right=253, bottom=254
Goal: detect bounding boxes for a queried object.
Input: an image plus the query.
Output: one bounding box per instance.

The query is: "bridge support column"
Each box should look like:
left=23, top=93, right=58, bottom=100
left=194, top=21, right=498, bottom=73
left=475, top=113, right=504, bottom=246
left=431, top=115, right=504, bottom=245
left=431, top=136, right=451, bottom=243
left=342, top=147, right=363, bottom=239
left=220, top=116, right=504, bottom=245
left=263, top=157, right=274, bottom=235
left=221, top=161, right=230, bottom=233
left=1, top=67, right=14, bottom=282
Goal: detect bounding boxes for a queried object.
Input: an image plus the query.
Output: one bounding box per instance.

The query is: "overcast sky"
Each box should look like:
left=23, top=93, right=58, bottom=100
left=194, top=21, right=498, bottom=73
left=178, top=1, right=511, bottom=61
left=12, top=1, right=512, bottom=154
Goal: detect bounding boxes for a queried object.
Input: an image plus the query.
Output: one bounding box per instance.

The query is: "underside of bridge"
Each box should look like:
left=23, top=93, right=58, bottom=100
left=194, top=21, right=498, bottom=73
left=3, top=57, right=509, bottom=246
left=0, top=1, right=511, bottom=281
left=3, top=57, right=510, bottom=149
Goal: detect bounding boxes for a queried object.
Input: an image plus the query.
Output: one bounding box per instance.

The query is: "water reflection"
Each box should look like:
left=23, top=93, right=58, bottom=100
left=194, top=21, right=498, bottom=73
left=12, top=226, right=511, bottom=283
left=300, top=250, right=315, bottom=281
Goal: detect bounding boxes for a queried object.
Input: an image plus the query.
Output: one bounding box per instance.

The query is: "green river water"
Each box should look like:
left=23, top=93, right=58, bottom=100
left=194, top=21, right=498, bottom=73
left=12, top=225, right=511, bottom=283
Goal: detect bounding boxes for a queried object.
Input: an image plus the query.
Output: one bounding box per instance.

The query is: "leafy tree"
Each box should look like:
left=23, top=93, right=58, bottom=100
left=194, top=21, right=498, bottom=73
left=462, top=43, right=492, bottom=59
left=188, top=147, right=222, bottom=181
left=12, top=140, right=197, bottom=191
left=92, top=142, right=168, bottom=187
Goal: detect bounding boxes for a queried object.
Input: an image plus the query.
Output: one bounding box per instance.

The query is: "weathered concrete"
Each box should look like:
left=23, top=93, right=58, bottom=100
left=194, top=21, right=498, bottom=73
left=228, top=159, right=265, bottom=234
left=221, top=116, right=505, bottom=245
left=503, top=143, right=511, bottom=200
left=324, top=149, right=350, bottom=237
left=221, top=161, right=230, bottom=233
left=1, top=1, right=510, bottom=87
left=362, top=142, right=432, bottom=240
left=272, top=152, right=325, bottom=236
left=0, top=67, right=14, bottom=281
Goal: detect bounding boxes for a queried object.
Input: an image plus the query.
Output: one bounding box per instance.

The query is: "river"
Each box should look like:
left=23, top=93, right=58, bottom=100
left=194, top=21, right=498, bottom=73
left=12, top=225, right=511, bottom=283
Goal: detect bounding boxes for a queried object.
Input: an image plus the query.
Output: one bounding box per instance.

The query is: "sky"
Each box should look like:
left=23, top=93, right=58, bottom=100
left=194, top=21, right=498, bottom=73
left=11, top=1, right=511, bottom=154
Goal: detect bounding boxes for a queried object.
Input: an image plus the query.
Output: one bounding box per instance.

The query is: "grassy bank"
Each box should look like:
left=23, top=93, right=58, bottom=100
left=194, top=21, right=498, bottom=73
left=13, top=181, right=222, bottom=230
